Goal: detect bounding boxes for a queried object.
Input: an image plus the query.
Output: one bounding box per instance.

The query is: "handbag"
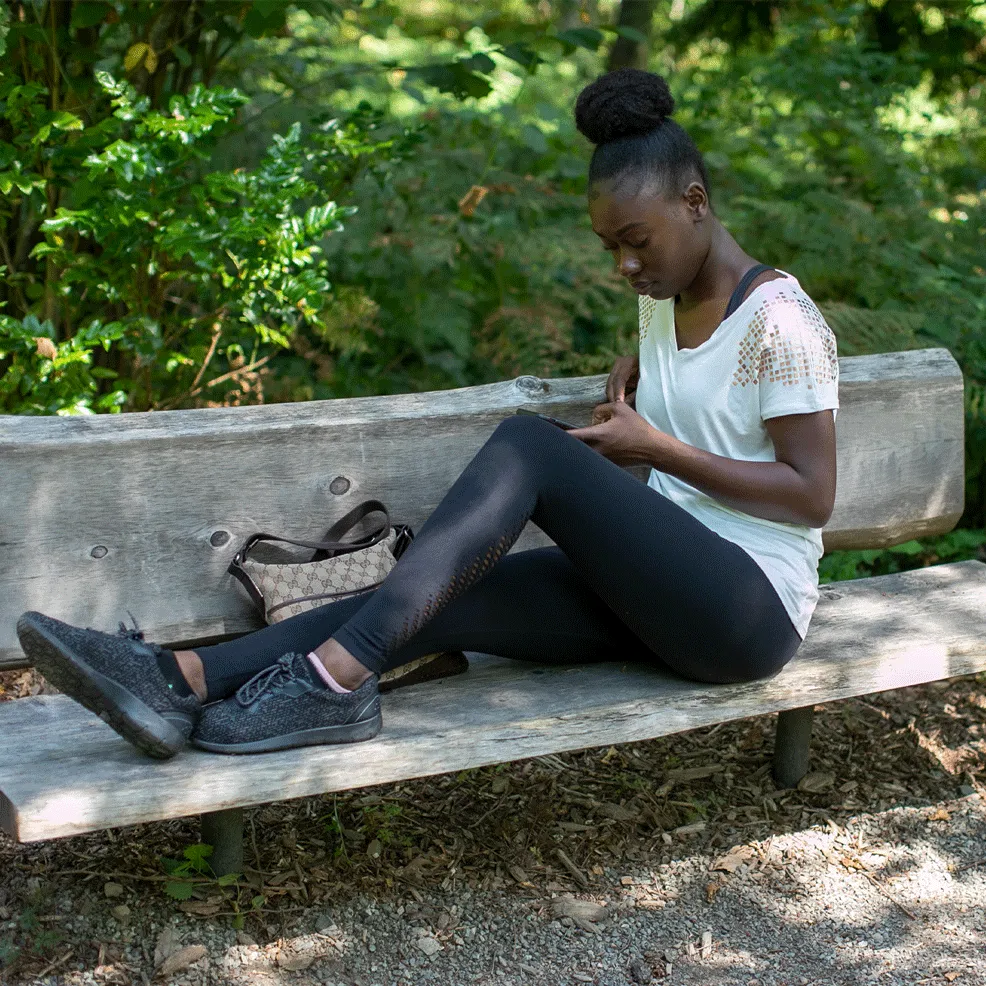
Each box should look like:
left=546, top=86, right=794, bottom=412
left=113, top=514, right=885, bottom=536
left=229, top=500, right=410, bottom=624
left=228, top=499, right=468, bottom=690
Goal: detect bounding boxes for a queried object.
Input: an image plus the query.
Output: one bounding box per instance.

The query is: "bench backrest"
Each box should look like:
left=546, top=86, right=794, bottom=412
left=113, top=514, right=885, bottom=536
left=0, top=348, right=964, bottom=671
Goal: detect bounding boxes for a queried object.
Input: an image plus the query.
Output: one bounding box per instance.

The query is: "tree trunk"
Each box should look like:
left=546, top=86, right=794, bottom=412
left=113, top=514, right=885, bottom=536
left=606, top=0, right=657, bottom=72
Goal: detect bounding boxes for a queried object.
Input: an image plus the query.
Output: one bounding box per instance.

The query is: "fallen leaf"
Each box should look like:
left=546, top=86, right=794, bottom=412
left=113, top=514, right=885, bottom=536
left=673, top=821, right=706, bottom=837
left=508, top=864, right=530, bottom=885
left=797, top=771, right=835, bottom=793
left=597, top=802, right=638, bottom=822
left=277, top=949, right=314, bottom=972
left=153, top=927, right=179, bottom=969
left=929, top=808, right=951, bottom=821
left=550, top=897, right=608, bottom=923
left=710, top=846, right=757, bottom=873
left=944, top=973, right=961, bottom=982
left=156, top=945, right=206, bottom=978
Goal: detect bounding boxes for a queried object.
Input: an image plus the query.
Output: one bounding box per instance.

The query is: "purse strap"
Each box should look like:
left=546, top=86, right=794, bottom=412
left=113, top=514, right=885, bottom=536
left=231, top=500, right=391, bottom=565
left=311, top=499, right=391, bottom=560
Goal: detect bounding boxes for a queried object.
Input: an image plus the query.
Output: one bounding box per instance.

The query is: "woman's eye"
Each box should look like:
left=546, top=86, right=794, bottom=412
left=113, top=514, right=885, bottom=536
left=628, top=240, right=649, bottom=250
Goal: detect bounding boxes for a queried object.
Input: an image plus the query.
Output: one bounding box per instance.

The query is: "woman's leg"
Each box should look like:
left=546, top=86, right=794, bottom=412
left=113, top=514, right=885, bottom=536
left=192, top=545, right=650, bottom=700
left=17, top=413, right=799, bottom=758
left=302, top=414, right=801, bottom=685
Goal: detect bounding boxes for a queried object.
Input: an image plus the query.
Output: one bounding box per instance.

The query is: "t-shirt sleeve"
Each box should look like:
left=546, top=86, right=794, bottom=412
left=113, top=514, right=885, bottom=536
left=756, top=289, right=840, bottom=422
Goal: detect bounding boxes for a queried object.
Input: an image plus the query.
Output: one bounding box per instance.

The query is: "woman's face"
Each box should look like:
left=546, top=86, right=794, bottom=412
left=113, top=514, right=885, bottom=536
left=588, top=177, right=711, bottom=301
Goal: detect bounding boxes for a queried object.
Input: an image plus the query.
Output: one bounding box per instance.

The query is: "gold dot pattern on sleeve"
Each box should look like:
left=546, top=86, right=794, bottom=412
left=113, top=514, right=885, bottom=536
left=732, top=290, right=839, bottom=390
left=638, top=295, right=658, bottom=341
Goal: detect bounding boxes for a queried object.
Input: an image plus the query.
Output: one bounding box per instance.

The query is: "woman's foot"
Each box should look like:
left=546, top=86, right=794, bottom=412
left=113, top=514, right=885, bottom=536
left=191, top=652, right=381, bottom=755
left=15, top=612, right=201, bottom=759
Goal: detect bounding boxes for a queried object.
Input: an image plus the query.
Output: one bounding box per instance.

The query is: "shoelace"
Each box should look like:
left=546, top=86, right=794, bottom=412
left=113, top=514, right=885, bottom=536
left=236, top=653, right=305, bottom=708
left=115, top=611, right=145, bottom=642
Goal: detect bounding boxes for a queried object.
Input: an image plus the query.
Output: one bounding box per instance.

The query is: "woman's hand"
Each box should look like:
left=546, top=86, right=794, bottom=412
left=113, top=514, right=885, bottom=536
left=568, top=400, right=667, bottom=467
left=606, top=355, right=639, bottom=409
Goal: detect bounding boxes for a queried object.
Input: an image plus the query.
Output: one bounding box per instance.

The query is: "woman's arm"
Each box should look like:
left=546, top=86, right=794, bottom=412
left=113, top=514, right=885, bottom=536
left=645, top=409, right=837, bottom=528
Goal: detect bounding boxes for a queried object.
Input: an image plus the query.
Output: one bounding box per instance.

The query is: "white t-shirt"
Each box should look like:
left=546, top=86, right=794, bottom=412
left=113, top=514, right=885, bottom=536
left=635, top=270, right=840, bottom=639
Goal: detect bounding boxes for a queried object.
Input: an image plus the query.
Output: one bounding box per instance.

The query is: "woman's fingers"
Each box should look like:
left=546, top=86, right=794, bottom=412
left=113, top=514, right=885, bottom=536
left=607, top=356, right=638, bottom=404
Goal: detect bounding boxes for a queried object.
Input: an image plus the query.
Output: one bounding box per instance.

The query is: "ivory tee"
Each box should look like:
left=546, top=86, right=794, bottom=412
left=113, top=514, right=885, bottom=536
left=634, top=270, right=840, bottom=639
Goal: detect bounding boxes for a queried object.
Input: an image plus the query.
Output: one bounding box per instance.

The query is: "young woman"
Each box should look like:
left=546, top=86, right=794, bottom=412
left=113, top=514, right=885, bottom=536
left=16, top=68, right=838, bottom=759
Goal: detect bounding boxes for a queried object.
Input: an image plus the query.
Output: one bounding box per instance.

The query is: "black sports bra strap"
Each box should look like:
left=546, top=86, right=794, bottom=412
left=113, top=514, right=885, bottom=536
left=723, top=263, right=775, bottom=321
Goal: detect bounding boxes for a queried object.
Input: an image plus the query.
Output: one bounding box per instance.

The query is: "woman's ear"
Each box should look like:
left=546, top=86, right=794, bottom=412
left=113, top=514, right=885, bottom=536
left=682, top=181, right=709, bottom=222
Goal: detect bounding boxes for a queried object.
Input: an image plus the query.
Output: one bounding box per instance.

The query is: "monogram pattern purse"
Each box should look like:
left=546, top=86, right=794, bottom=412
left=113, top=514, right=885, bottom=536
left=228, top=500, right=468, bottom=690
left=229, top=500, right=410, bottom=624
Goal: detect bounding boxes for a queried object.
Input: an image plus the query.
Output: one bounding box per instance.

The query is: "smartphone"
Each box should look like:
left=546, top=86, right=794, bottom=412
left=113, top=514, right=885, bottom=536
left=515, top=405, right=579, bottom=430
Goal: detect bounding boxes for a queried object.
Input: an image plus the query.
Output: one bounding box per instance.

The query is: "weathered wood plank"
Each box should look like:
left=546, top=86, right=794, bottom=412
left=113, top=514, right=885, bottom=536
left=0, top=349, right=964, bottom=670
left=1, top=560, right=983, bottom=843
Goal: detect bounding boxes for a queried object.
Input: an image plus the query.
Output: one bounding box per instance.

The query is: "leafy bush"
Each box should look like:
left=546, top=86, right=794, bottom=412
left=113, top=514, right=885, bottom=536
left=0, top=68, right=416, bottom=412
left=821, top=529, right=986, bottom=584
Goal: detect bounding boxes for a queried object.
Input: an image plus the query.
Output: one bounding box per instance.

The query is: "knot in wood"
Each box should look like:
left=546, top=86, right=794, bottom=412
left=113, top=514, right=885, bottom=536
left=515, top=375, right=548, bottom=395
left=210, top=530, right=231, bottom=547
left=329, top=476, right=351, bottom=495
left=90, top=545, right=108, bottom=559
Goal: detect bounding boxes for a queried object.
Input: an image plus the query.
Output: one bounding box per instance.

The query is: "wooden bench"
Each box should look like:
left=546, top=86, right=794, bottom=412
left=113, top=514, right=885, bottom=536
left=1, top=347, right=982, bottom=876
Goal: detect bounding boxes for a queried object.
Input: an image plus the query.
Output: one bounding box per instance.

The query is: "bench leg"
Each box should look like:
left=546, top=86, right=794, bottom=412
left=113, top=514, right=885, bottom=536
left=201, top=808, right=244, bottom=877
left=773, top=706, right=815, bottom=788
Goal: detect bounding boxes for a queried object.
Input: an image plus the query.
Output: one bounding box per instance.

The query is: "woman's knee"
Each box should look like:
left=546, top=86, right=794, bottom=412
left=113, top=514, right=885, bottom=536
left=493, top=412, right=553, bottom=442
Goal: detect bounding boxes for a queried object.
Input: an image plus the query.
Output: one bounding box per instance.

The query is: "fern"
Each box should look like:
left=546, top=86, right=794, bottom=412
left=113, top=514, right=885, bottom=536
left=818, top=303, right=929, bottom=357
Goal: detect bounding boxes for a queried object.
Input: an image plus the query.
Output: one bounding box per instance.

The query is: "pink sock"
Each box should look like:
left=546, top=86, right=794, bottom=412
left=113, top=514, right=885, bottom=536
left=306, top=653, right=352, bottom=693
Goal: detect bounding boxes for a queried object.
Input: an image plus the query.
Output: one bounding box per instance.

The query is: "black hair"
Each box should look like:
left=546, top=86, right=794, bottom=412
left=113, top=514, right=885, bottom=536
left=574, top=68, right=710, bottom=199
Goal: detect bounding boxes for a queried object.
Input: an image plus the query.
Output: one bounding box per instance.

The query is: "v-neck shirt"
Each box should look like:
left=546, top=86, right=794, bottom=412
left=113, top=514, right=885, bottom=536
left=635, top=270, right=840, bottom=638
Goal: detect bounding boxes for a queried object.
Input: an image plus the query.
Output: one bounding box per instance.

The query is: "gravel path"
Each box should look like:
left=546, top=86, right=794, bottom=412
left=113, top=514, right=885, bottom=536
left=1, top=672, right=985, bottom=986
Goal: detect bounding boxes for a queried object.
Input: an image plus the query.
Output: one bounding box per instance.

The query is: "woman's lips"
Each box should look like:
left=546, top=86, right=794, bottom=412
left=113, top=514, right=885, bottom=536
left=630, top=280, right=653, bottom=294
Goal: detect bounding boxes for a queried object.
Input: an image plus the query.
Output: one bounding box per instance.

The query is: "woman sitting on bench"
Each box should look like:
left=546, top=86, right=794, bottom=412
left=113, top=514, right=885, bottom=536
left=17, top=68, right=839, bottom=759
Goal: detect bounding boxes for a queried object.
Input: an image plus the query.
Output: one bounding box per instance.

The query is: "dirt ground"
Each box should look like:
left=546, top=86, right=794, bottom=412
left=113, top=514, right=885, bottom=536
left=1, top=668, right=985, bottom=986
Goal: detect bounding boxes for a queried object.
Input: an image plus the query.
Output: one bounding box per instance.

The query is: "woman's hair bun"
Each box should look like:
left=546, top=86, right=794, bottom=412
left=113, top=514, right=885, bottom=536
left=575, top=68, right=675, bottom=146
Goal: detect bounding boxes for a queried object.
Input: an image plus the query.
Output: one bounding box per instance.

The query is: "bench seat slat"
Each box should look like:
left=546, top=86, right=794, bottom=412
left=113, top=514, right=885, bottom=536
left=2, top=559, right=984, bottom=843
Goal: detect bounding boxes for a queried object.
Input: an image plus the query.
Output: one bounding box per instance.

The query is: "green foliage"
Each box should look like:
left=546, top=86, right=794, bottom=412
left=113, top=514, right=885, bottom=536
left=0, top=880, right=63, bottom=971
left=2, top=0, right=985, bottom=529
left=820, top=529, right=986, bottom=583
left=0, top=67, right=414, bottom=412
left=160, top=842, right=241, bottom=901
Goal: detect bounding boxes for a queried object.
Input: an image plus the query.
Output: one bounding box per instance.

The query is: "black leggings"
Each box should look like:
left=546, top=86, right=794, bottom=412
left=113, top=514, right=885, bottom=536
left=197, top=414, right=803, bottom=700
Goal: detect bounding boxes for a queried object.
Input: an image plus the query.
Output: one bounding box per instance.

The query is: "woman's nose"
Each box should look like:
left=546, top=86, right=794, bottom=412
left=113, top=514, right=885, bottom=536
left=619, top=252, right=642, bottom=277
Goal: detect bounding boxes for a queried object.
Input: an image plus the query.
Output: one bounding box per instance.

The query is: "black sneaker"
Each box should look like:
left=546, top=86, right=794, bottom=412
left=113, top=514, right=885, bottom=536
left=191, top=652, right=381, bottom=755
left=16, top=611, right=200, bottom=760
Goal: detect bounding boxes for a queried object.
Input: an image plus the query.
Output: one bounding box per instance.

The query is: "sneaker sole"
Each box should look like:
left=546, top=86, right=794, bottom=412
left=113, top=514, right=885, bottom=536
left=16, top=615, right=187, bottom=760
left=191, top=711, right=383, bottom=755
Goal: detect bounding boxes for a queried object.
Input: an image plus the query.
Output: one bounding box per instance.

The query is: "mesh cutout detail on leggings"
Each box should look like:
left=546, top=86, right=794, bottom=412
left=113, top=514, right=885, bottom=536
left=389, top=519, right=528, bottom=651
left=732, top=289, right=838, bottom=390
